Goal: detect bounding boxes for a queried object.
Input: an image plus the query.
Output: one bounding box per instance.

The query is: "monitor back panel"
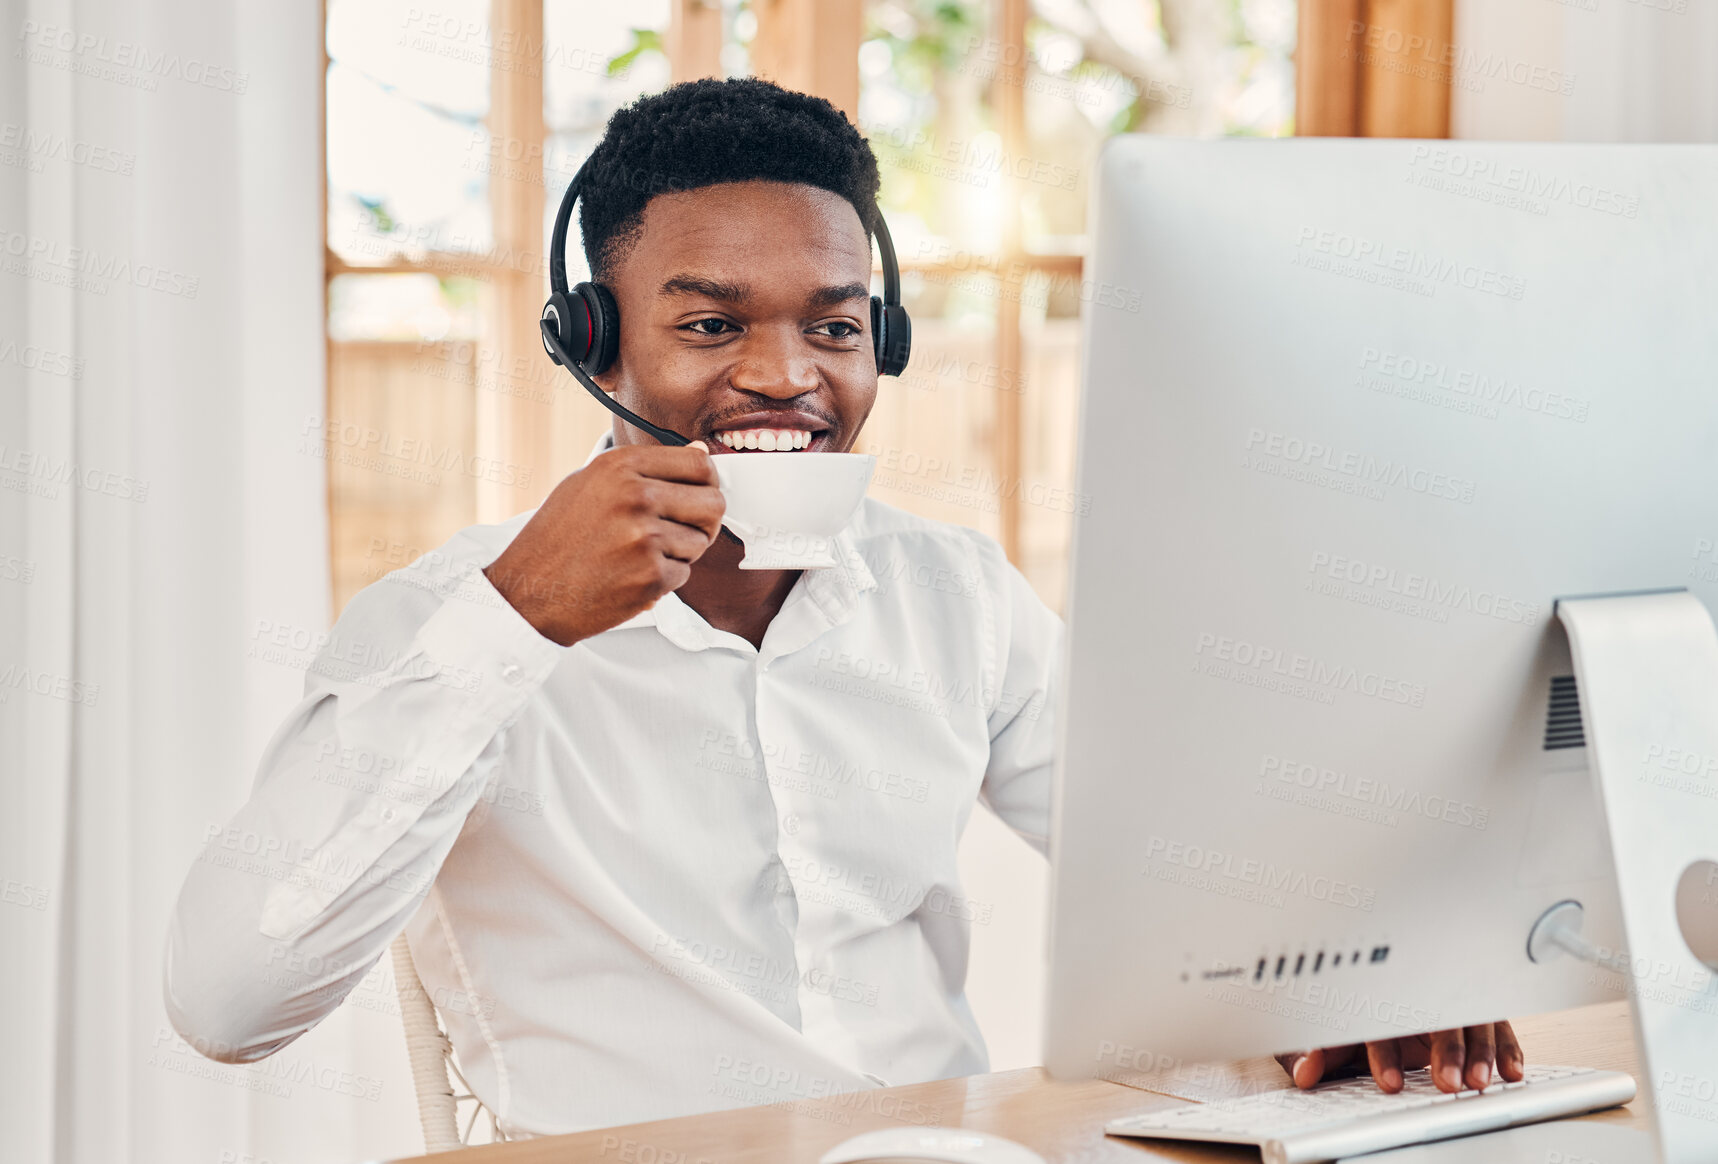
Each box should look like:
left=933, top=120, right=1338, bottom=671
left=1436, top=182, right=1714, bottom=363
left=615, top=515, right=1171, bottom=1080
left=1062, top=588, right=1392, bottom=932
left=1046, top=139, right=1718, bottom=1079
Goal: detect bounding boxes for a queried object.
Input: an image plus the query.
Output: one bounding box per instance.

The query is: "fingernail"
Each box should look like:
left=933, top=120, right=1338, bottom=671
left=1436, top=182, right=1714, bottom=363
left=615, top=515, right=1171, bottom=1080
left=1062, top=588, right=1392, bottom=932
left=689, top=439, right=707, bottom=451
left=1474, top=1061, right=1490, bottom=1088
left=1440, top=1065, right=1461, bottom=1090
left=1385, top=1067, right=1402, bottom=1090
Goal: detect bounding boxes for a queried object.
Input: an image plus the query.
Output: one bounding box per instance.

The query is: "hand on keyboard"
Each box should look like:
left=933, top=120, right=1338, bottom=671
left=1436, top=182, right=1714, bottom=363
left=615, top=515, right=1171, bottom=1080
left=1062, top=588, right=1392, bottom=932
left=1275, top=1020, right=1525, bottom=1095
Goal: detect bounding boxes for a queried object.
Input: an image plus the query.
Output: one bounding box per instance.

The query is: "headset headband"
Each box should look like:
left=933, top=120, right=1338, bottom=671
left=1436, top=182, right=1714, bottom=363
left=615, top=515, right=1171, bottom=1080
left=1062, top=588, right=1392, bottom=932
left=542, top=159, right=910, bottom=449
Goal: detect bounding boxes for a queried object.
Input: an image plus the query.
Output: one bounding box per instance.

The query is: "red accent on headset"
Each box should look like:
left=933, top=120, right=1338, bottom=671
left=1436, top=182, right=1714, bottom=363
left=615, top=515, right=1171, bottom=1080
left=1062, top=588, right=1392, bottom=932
left=579, top=295, right=594, bottom=362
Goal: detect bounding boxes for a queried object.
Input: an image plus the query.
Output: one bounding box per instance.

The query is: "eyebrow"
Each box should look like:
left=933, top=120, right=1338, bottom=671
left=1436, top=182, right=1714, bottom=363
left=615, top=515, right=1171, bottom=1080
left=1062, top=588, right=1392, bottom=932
left=659, top=274, right=750, bottom=302
left=656, top=275, right=871, bottom=310
left=808, top=282, right=871, bottom=308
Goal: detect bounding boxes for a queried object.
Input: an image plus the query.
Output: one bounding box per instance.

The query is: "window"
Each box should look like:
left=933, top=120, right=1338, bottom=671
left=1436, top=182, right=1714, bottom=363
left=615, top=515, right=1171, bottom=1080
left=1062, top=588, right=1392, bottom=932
left=320, top=0, right=1297, bottom=616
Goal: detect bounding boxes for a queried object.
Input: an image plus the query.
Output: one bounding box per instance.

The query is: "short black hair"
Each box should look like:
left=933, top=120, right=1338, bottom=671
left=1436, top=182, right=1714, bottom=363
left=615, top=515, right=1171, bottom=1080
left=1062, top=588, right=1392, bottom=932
left=577, top=77, right=881, bottom=282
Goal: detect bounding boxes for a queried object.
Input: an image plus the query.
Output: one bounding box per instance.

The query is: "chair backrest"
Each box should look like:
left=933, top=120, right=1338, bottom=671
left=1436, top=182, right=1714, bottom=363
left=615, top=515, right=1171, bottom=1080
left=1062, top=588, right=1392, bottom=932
left=390, top=932, right=507, bottom=1152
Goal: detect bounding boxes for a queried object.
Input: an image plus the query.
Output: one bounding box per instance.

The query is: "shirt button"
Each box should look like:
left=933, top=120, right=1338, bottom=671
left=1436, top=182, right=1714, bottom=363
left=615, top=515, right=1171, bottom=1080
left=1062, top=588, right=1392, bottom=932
left=782, top=814, right=800, bottom=836
left=381, top=807, right=396, bottom=823
left=500, top=660, right=522, bottom=684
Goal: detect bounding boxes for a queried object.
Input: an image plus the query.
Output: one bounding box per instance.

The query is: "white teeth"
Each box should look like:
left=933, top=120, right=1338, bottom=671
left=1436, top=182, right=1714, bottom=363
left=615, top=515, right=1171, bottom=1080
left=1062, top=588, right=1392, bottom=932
left=715, top=428, right=816, bottom=450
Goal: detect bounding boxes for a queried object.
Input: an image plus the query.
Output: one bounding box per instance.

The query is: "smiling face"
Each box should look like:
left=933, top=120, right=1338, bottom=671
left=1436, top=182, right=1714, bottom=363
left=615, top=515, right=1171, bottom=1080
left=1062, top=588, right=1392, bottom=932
left=596, top=179, right=879, bottom=456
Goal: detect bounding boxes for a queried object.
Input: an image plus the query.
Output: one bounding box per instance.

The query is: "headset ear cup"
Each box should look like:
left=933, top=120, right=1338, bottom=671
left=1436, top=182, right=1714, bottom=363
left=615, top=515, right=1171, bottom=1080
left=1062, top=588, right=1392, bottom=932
left=576, top=282, right=621, bottom=376
left=871, top=297, right=886, bottom=373
left=542, top=291, right=577, bottom=364
left=878, top=303, right=912, bottom=377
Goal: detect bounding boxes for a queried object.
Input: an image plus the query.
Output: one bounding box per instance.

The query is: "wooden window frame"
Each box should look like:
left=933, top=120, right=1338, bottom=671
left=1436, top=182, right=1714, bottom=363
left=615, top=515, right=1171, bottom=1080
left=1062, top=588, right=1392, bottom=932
left=321, top=0, right=1457, bottom=595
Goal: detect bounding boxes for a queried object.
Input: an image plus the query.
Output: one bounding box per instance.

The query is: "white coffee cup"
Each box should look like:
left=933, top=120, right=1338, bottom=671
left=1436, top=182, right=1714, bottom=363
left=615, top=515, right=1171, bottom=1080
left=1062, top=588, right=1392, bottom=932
left=712, top=452, right=875, bottom=569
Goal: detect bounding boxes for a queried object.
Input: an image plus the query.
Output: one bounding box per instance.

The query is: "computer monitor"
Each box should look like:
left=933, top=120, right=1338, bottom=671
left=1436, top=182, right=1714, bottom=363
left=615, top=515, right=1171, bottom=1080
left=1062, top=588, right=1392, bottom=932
left=1044, top=139, right=1718, bottom=1103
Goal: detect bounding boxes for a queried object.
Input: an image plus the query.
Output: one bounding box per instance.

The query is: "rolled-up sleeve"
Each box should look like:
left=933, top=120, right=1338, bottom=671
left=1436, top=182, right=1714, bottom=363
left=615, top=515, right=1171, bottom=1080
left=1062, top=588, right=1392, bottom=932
left=163, top=554, right=561, bottom=1062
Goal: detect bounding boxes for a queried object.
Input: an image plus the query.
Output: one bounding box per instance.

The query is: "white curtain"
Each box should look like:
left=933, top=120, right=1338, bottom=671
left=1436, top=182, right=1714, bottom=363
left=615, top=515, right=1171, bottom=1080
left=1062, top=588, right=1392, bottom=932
left=1454, top=0, right=1718, bottom=141
left=0, top=2, right=419, bottom=1162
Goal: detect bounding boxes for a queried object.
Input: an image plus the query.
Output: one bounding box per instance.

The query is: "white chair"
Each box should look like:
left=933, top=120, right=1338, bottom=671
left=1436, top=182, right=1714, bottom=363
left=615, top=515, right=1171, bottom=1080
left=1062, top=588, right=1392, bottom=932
left=390, top=932, right=508, bottom=1152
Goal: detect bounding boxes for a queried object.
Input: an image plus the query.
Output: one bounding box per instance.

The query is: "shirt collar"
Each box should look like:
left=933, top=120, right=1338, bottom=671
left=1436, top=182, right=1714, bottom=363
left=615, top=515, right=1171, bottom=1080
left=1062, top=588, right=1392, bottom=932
left=589, top=431, right=876, bottom=656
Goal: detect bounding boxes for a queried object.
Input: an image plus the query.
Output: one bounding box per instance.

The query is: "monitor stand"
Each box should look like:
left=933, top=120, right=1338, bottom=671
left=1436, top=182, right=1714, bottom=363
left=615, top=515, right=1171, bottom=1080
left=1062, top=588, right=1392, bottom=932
left=1520, top=590, right=1718, bottom=1164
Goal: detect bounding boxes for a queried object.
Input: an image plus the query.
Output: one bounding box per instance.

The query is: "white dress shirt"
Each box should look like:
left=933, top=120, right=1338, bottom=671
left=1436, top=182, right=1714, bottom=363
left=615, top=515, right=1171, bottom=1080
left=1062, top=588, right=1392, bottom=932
left=163, top=436, right=1062, bottom=1136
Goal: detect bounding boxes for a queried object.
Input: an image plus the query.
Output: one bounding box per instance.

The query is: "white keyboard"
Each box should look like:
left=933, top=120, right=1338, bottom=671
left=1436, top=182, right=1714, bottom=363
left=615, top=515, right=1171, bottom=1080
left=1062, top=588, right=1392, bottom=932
left=1105, top=1065, right=1636, bottom=1164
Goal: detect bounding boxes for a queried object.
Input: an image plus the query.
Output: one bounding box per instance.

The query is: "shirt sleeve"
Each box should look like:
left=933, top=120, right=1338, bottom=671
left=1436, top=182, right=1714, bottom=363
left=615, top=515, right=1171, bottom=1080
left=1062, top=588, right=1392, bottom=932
left=162, top=553, right=563, bottom=1063
left=975, top=538, right=1064, bottom=858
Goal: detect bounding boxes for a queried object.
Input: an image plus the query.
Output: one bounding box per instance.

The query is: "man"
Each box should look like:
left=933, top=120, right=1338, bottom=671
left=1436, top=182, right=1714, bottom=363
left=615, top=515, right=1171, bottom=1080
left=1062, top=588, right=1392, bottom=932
left=164, top=78, right=1521, bottom=1137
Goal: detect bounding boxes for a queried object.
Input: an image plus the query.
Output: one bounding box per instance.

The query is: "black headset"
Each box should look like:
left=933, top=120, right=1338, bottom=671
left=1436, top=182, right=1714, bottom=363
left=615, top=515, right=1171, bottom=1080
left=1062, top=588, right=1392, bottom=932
left=540, top=161, right=912, bottom=447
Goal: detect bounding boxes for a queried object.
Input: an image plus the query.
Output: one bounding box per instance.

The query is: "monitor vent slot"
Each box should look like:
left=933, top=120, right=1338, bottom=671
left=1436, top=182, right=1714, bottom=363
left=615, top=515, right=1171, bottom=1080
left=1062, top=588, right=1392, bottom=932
left=1543, top=675, right=1586, bottom=750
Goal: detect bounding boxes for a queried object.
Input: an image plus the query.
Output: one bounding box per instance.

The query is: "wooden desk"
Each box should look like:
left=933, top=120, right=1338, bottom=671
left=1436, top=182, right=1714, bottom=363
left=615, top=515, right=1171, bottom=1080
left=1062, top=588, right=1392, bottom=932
left=386, top=1002, right=1643, bottom=1163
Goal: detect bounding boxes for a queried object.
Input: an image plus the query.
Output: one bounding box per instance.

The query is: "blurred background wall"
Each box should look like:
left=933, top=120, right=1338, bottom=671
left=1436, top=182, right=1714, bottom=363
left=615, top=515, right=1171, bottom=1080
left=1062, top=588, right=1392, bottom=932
left=3, top=1, right=1714, bottom=1162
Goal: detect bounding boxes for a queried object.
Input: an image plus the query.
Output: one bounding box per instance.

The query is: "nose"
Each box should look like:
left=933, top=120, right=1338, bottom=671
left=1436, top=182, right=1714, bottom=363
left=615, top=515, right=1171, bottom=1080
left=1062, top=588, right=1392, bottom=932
left=728, top=325, right=822, bottom=399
